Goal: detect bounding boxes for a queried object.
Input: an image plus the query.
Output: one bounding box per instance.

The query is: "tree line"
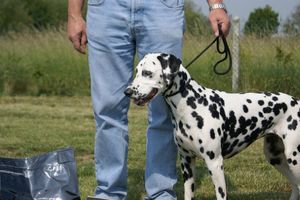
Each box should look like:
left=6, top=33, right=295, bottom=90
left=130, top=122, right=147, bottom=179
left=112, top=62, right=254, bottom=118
left=0, top=0, right=299, bottom=37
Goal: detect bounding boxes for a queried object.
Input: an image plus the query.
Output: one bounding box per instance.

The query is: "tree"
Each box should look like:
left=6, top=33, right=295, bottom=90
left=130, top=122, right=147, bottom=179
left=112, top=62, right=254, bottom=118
left=185, top=1, right=210, bottom=36
left=244, top=5, right=280, bottom=37
left=283, top=5, right=300, bottom=35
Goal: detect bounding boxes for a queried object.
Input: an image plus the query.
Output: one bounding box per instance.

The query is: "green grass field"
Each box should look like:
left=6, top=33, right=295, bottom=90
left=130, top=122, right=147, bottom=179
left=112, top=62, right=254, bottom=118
left=0, top=96, right=293, bottom=199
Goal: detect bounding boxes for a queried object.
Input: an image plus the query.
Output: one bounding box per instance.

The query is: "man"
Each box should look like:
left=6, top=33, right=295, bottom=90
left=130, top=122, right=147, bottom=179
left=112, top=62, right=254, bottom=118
left=68, top=0, right=230, bottom=199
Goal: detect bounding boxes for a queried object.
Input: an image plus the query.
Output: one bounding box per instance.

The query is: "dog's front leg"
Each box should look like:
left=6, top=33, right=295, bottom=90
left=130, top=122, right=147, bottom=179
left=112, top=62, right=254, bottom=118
left=180, top=155, right=196, bottom=200
left=205, top=155, right=226, bottom=200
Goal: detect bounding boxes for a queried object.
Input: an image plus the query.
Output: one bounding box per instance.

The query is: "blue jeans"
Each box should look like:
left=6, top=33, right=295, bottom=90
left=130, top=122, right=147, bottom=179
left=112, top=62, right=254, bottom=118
left=86, top=0, right=184, bottom=199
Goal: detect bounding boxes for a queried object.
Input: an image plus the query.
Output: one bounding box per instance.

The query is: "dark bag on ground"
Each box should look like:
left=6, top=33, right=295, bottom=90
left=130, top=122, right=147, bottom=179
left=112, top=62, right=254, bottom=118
left=0, top=147, right=80, bottom=200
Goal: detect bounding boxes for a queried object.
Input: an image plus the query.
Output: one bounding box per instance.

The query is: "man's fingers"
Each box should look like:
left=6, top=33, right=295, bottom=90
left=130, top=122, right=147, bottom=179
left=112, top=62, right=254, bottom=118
left=70, top=33, right=86, bottom=54
left=80, top=31, right=87, bottom=54
left=219, top=20, right=231, bottom=37
left=211, top=20, right=220, bottom=37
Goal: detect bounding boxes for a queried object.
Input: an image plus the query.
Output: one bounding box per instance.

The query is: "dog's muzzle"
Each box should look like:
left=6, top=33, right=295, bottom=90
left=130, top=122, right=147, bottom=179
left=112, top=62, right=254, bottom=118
left=124, top=87, right=158, bottom=106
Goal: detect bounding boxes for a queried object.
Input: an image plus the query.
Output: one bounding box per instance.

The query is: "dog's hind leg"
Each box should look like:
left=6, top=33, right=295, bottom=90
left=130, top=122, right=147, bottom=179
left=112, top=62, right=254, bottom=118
left=205, top=155, right=226, bottom=200
left=180, top=154, right=196, bottom=200
left=264, top=134, right=299, bottom=200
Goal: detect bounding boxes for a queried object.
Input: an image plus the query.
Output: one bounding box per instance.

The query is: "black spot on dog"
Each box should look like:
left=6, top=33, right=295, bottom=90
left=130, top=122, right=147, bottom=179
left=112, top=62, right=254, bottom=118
left=209, top=104, right=220, bottom=119
left=198, top=96, right=209, bottom=106
left=210, top=129, right=216, bottom=139
left=249, top=116, right=258, bottom=130
left=263, top=107, right=272, bottom=113
left=247, top=99, right=252, bottom=103
left=273, top=103, right=288, bottom=115
left=293, top=151, right=297, bottom=156
left=223, top=111, right=237, bottom=137
left=236, top=116, right=252, bottom=136
left=268, top=101, right=274, bottom=106
left=243, top=105, right=249, bottom=113
left=291, top=97, right=299, bottom=107
left=258, top=100, right=265, bottom=106
left=187, top=97, right=197, bottom=109
left=179, top=121, right=188, bottom=137
left=244, top=128, right=262, bottom=146
left=200, top=147, right=204, bottom=153
left=189, top=135, right=194, bottom=141
left=258, top=112, right=264, bottom=118
left=191, top=111, right=204, bottom=129
left=288, top=120, right=298, bottom=130
left=282, top=134, right=286, bottom=139
left=221, top=142, right=230, bottom=156
left=297, top=145, right=300, bottom=152
left=218, top=187, right=225, bottom=198
left=210, top=93, right=225, bottom=106
left=181, top=88, right=189, bottom=98
left=272, top=96, right=279, bottom=101
left=186, top=124, right=191, bottom=129
left=142, top=70, right=153, bottom=77
left=293, top=160, right=298, bottom=165
left=287, top=115, right=292, bottom=122
left=262, top=117, right=274, bottom=130
left=264, top=92, right=272, bottom=96
left=217, top=128, right=222, bottom=136
left=206, top=151, right=215, bottom=160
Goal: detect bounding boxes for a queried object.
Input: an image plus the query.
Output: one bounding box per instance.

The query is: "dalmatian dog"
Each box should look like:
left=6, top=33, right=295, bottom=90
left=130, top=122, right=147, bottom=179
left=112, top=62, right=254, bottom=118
left=124, top=53, right=300, bottom=200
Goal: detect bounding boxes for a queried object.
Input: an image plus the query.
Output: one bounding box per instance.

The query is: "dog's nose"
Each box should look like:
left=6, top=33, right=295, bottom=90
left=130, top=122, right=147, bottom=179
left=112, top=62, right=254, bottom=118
left=124, top=88, right=133, bottom=97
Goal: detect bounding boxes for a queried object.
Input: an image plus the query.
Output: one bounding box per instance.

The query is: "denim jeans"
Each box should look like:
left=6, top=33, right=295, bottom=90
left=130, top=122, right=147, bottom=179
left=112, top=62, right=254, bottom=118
left=86, top=0, right=184, bottom=199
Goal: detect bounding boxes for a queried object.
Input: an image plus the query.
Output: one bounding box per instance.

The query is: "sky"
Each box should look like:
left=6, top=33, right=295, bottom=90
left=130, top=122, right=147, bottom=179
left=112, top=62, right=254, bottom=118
left=193, top=0, right=300, bottom=26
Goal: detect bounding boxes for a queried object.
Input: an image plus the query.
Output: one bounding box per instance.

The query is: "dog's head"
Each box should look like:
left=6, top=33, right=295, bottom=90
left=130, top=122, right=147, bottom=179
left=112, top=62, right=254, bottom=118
left=124, top=53, right=182, bottom=106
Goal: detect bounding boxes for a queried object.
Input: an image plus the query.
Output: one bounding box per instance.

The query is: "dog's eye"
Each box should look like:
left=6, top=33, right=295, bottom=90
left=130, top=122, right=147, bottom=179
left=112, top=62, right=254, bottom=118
left=142, top=70, right=153, bottom=77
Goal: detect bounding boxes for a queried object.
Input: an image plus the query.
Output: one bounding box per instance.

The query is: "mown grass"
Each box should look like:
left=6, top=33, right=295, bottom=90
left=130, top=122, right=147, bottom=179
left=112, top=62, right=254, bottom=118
left=0, top=96, right=292, bottom=199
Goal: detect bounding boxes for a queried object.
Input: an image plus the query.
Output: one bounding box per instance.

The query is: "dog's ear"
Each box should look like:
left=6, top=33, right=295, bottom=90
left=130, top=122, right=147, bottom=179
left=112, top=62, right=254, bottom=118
left=157, top=54, right=182, bottom=87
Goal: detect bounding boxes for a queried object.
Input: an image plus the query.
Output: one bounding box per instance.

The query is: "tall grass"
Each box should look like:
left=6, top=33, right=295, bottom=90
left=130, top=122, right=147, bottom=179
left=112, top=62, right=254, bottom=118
left=0, top=28, right=89, bottom=96
left=184, top=34, right=300, bottom=97
left=0, top=29, right=299, bottom=97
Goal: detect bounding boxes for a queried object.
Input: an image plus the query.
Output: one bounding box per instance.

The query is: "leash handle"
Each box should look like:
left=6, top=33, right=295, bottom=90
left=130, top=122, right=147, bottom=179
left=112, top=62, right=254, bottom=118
left=185, top=25, right=232, bottom=76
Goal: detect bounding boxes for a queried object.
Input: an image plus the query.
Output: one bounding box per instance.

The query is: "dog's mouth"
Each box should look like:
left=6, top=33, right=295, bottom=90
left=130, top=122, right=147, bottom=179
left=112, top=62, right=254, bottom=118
left=133, top=88, right=158, bottom=106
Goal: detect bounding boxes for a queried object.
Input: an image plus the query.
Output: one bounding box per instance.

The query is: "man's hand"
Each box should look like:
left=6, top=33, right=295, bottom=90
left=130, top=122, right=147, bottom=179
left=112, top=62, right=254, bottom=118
left=207, top=1, right=231, bottom=37
left=67, top=0, right=86, bottom=54
left=68, top=16, right=87, bottom=54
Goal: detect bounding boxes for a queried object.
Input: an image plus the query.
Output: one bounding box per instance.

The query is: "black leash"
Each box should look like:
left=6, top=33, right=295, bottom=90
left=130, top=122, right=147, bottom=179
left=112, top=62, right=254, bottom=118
left=185, top=25, right=232, bottom=75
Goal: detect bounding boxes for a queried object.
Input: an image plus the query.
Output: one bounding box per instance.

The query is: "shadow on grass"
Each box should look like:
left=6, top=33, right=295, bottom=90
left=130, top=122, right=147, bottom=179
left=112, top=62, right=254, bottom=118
left=127, top=165, right=290, bottom=200
left=198, top=192, right=290, bottom=200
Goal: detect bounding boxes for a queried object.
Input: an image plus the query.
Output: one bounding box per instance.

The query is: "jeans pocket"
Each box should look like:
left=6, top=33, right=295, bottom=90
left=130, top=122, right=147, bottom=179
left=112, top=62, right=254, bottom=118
left=88, top=0, right=105, bottom=6
left=160, top=0, right=184, bottom=8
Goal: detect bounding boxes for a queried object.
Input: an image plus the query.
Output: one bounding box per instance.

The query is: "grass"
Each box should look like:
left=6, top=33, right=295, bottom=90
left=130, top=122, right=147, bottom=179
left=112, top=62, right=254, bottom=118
left=0, top=30, right=299, bottom=97
left=0, top=96, right=292, bottom=199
